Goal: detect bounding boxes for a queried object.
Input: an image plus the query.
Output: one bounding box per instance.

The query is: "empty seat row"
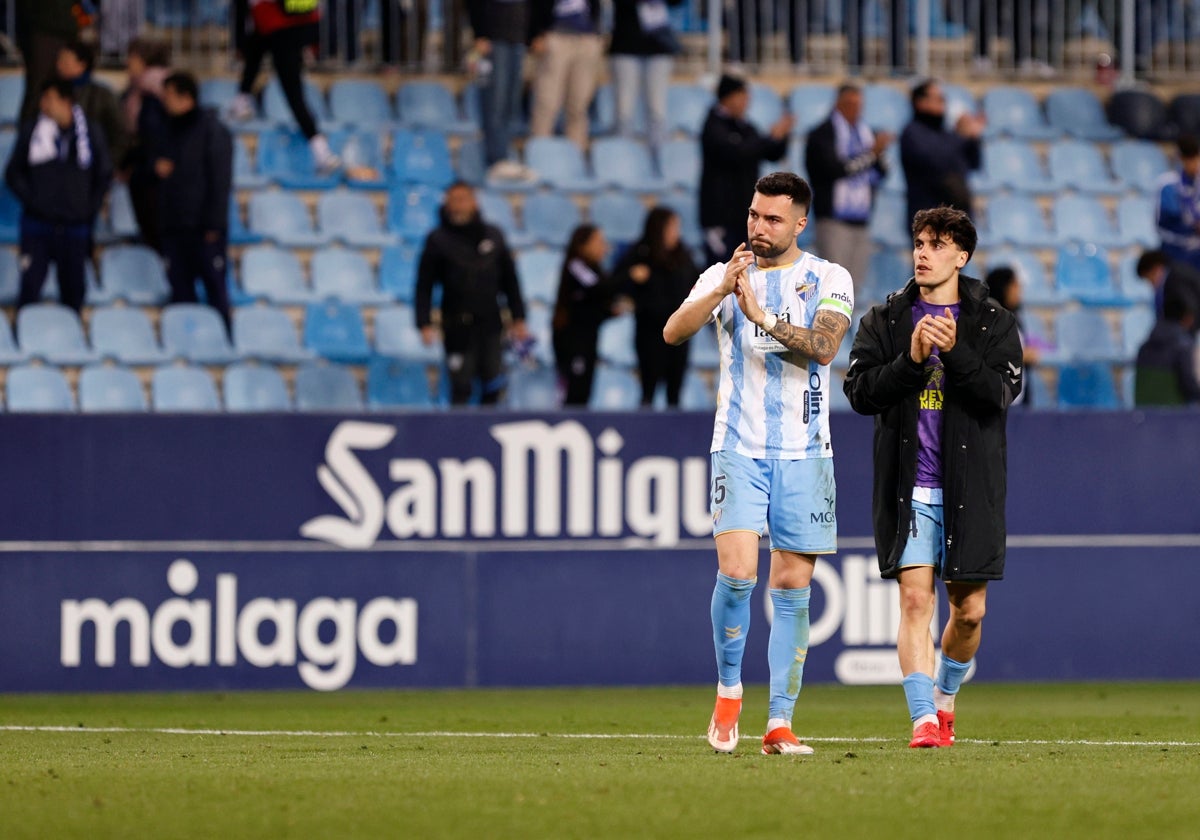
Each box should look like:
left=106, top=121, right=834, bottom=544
left=971, top=138, right=1168, bottom=195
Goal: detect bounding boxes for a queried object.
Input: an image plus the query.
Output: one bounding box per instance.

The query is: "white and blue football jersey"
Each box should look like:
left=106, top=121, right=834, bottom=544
left=686, top=251, right=854, bottom=460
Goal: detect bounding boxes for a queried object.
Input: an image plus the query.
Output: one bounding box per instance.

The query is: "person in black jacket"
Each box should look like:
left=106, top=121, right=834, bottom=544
left=1135, top=296, right=1200, bottom=406
left=6, top=76, right=112, bottom=312
left=552, top=223, right=617, bottom=406
left=156, top=71, right=234, bottom=333
left=700, top=74, right=791, bottom=265
left=899, top=79, right=985, bottom=224
left=416, top=182, right=529, bottom=405
left=613, top=206, right=697, bottom=406
left=1135, top=249, right=1200, bottom=327
left=609, top=0, right=683, bottom=149
left=843, top=206, right=1021, bottom=750
left=804, top=83, right=891, bottom=293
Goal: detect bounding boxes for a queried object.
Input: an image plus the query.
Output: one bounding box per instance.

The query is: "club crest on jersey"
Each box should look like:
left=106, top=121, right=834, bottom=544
left=795, top=270, right=820, bottom=301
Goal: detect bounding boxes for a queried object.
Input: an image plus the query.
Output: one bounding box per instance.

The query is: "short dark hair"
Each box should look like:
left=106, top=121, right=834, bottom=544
left=61, top=38, right=95, bottom=72
left=1179, top=135, right=1200, bottom=159
left=127, top=36, right=171, bottom=68
left=911, top=206, right=977, bottom=260
left=1135, top=249, right=1170, bottom=278
left=163, top=71, right=199, bottom=103
left=836, top=82, right=862, bottom=99
left=754, top=171, right=812, bottom=215
left=40, top=76, right=75, bottom=102
left=911, top=78, right=939, bottom=109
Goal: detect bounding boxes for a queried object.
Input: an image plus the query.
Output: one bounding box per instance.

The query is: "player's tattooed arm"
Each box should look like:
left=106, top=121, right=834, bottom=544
left=766, top=310, right=851, bottom=365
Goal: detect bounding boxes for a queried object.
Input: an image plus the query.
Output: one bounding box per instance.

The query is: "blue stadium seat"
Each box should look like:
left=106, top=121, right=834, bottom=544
left=0, top=311, right=27, bottom=365
left=151, top=365, right=222, bottom=412
left=228, top=198, right=262, bottom=246
left=879, top=142, right=905, bottom=195
left=523, top=137, right=601, bottom=193
left=390, top=128, right=455, bottom=188
left=679, top=369, right=716, bottom=410
left=667, top=83, right=713, bottom=136
left=335, top=131, right=387, bottom=189
left=78, top=364, right=148, bottom=412
left=396, top=81, right=475, bottom=135
left=1045, top=88, right=1124, bottom=141
left=981, top=139, right=1052, bottom=193
left=366, top=356, right=440, bottom=409
left=1047, top=139, right=1122, bottom=195
left=373, top=304, right=444, bottom=363
left=1024, top=369, right=1056, bottom=408
left=248, top=190, right=331, bottom=248
left=379, top=241, right=421, bottom=302
left=941, top=83, right=979, bottom=125
left=310, top=247, right=389, bottom=304
left=788, top=84, right=836, bottom=135
left=746, top=83, right=785, bottom=135
left=980, top=248, right=1060, bottom=305
left=100, top=181, right=141, bottom=240
left=386, top=185, right=442, bottom=242
left=1116, top=252, right=1154, bottom=306
left=862, top=84, right=910, bottom=135
left=597, top=313, right=638, bottom=367
left=17, top=303, right=98, bottom=364
left=590, top=191, right=646, bottom=246
left=983, top=194, right=1058, bottom=249
left=328, top=79, right=395, bottom=128
left=1054, top=243, right=1120, bottom=306
left=868, top=192, right=910, bottom=248
left=477, top=190, right=533, bottom=249
left=0, top=247, right=19, bottom=305
left=660, top=189, right=703, bottom=249
left=659, top=138, right=701, bottom=190
left=1121, top=306, right=1156, bottom=359
left=231, top=135, right=268, bottom=190
left=161, top=303, right=241, bottom=364
left=1116, top=195, right=1158, bottom=249
left=520, top=304, right=556, bottom=367
left=0, top=183, right=19, bottom=244
left=515, top=248, right=563, bottom=306
left=1110, top=139, right=1170, bottom=191
left=0, top=75, right=23, bottom=126
left=1053, top=194, right=1118, bottom=247
left=687, top=323, right=721, bottom=370
left=98, top=244, right=170, bottom=305
left=6, top=364, right=75, bottom=412
left=1057, top=362, right=1121, bottom=409
left=522, top=191, right=582, bottom=248
left=262, top=77, right=331, bottom=129
left=317, top=191, right=397, bottom=248
left=455, top=136, right=487, bottom=186
left=256, top=128, right=341, bottom=190
left=294, top=362, right=364, bottom=411
left=591, top=83, right=646, bottom=137
left=588, top=364, right=641, bottom=409
left=591, top=137, right=668, bottom=195
left=90, top=306, right=168, bottom=365
left=200, top=78, right=241, bottom=114
left=303, top=300, right=371, bottom=363
left=239, top=244, right=312, bottom=304
left=505, top=361, right=560, bottom=410
left=864, top=247, right=911, bottom=303
left=223, top=362, right=292, bottom=412
left=981, top=87, right=1060, bottom=140
left=1053, top=307, right=1121, bottom=362
left=233, top=305, right=316, bottom=363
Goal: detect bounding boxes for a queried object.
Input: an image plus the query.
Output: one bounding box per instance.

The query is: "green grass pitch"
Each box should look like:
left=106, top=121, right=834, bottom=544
left=1, top=683, right=1198, bottom=839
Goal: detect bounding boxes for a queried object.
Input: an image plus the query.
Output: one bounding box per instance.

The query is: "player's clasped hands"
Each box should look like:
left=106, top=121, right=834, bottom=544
left=911, top=308, right=957, bottom=362
left=721, top=242, right=755, bottom=294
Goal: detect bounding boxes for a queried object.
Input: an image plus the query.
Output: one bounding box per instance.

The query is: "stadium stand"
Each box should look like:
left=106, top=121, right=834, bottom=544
left=78, top=364, right=149, bottom=413
left=6, top=364, right=76, bottom=412
left=151, top=365, right=223, bottom=412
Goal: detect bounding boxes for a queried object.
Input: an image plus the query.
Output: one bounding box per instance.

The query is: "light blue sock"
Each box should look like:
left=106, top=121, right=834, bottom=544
left=711, top=573, right=756, bottom=687
left=767, top=587, right=811, bottom=722
left=936, top=653, right=973, bottom=696
left=902, top=673, right=937, bottom=723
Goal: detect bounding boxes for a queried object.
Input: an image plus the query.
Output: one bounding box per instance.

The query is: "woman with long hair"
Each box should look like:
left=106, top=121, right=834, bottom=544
left=552, top=224, right=617, bottom=406
left=614, top=206, right=698, bottom=406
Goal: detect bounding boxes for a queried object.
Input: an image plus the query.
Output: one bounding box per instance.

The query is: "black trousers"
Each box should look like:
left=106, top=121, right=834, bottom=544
left=636, top=318, right=688, bottom=406
left=554, top=328, right=600, bottom=407
left=18, top=221, right=90, bottom=312
left=240, top=24, right=319, bottom=139
left=162, top=230, right=232, bottom=333
left=444, top=325, right=504, bottom=405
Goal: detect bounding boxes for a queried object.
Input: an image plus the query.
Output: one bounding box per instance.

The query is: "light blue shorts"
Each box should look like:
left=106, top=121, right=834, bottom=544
left=898, top=493, right=945, bottom=574
left=709, top=450, right=837, bottom=554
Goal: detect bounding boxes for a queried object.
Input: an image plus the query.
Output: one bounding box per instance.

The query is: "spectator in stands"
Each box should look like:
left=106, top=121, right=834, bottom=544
left=985, top=266, right=1043, bottom=406
left=900, top=78, right=984, bottom=223
left=700, top=73, right=791, bottom=265
left=229, top=0, right=341, bottom=174
left=1155, top=135, right=1200, bottom=272
left=805, top=83, right=891, bottom=292
left=5, top=77, right=112, bottom=313
left=609, top=0, right=683, bottom=150
left=119, top=36, right=171, bottom=254
left=528, top=0, right=605, bottom=150
left=844, top=0, right=908, bottom=74
left=15, top=0, right=81, bottom=124
left=1135, top=249, right=1200, bottom=326
left=613, top=206, right=697, bottom=407
left=466, top=0, right=536, bottom=181
left=56, top=39, right=129, bottom=171
left=1135, top=297, right=1200, bottom=406
left=416, top=182, right=529, bottom=405
left=156, top=71, right=234, bottom=334
left=553, top=223, right=618, bottom=406
left=378, top=0, right=427, bottom=69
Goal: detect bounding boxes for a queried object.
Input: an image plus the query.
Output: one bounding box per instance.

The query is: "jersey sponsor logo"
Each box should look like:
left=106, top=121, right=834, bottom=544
left=802, top=371, right=823, bottom=424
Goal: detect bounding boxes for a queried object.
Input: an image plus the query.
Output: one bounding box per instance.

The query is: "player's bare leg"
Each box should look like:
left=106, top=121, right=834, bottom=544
left=934, top=582, right=988, bottom=745
left=897, top=567, right=941, bottom=746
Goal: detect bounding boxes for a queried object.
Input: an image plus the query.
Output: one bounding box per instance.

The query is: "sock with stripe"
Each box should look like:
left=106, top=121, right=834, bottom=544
left=766, top=586, right=811, bottom=725
left=902, top=672, right=938, bottom=728
left=711, top=573, right=756, bottom=688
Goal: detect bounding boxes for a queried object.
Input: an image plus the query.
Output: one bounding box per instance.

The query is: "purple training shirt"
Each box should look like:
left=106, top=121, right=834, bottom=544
left=912, top=299, right=960, bottom=488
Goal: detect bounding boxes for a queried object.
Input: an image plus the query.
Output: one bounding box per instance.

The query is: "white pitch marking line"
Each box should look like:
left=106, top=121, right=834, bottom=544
left=1, top=725, right=1198, bottom=748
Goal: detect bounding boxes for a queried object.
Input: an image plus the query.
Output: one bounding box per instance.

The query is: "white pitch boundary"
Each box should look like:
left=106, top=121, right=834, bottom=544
left=2, top=724, right=1197, bottom=748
